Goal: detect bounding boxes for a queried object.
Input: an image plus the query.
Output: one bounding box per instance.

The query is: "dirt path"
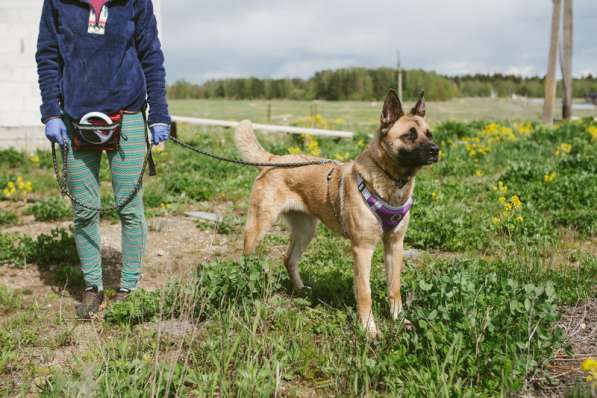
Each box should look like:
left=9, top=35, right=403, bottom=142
left=1, top=215, right=246, bottom=297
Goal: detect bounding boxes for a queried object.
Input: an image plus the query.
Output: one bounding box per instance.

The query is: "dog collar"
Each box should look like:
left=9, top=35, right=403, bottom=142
left=357, top=174, right=413, bottom=232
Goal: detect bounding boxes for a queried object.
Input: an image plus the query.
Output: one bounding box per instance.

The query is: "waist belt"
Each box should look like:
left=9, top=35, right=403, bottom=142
left=70, top=110, right=156, bottom=176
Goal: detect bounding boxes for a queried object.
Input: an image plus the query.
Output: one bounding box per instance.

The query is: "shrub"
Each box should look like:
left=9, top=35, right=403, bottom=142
left=0, top=148, right=26, bottom=168
left=104, top=289, right=161, bottom=325
left=0, top=228, right=78, bottom=267
left=0, top=209, right=17, bottom=226
left=28, top=197, right=71, bottom=221
left=0, top=233, right=34, bottom=266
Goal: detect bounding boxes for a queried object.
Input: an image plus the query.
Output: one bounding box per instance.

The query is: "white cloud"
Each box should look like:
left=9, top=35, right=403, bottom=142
left=160, top=0, right=597, bottom=82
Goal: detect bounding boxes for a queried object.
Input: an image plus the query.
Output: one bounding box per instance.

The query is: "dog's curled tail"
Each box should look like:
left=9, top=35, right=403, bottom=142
left=234, top=120, right=272, bottom=167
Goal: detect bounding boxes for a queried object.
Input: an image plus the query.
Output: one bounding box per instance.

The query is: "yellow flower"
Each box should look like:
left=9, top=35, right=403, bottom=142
left=288, top=146, right=302, bottom=155
left=498, top=196, right=507, bottom=205
left=474, top=170, right=483, bottom=177
left=30, top=154, right=40, bottom=166
left=504, top=203, right=513, bottom=212
left=543, top=172, right=557, bottom=183
left=516, top=122, right=533, bottom=135
left=334, top=152, right=350, bottom=161
left=494, top=181, right=508, bottom=194
left=24, top=181, right=32, bottom=193
left=304, top=134, right=321, bottom=157
left=581, top=358, right=597, bottom=372
left=555, top=143, right=572, bottom=156
left=511, top=195, right=522, bottom=209
left=492, top=217, right=501, bottom=226
left=587, top=126, right=597, bottom=141
left=581, top=358, right=597, bottom=385
left=516, top=216, right=524, bottom=223
left=431, top=192, right=438, bottom=201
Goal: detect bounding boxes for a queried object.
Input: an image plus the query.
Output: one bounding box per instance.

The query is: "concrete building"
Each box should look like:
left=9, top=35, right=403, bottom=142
left=0, top=0, right=162, bottom=151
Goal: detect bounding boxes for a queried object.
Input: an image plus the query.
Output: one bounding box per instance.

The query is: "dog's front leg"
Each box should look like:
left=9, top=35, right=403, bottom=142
left=351, top=244, right=378, bottom=337
left=383, top=235, right=405, bottom=320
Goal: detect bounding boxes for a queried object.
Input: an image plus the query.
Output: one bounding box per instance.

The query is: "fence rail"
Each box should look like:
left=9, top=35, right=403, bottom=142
left=171, top=116, right=354, bottom=138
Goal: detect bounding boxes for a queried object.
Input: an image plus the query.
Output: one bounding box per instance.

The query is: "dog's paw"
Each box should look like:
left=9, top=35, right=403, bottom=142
left=363, top=319, right=379, bottom=339
left=403, top=318, right=415, bottom=332
left=293, top=285, right=312, bottom=298
left=389, top=299, right=403, bottom=320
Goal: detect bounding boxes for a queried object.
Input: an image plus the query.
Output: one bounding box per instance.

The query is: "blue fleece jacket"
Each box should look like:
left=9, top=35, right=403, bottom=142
left=36, top=0, right=170, bottom=126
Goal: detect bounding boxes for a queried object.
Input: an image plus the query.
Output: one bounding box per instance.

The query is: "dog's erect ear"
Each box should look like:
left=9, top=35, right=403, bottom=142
left=380, top=89, right=404, bottom=135
left=410, top=91, right=426, bottom=117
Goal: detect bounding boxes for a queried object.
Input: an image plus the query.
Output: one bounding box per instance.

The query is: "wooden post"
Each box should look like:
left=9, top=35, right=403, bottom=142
left=561, top=0, right=573, bottom=120
left=396, top=51, right=403, bottom=100
left=266, top=102, right=272, bottom=123
left=542, top=0, right=562, bottom=125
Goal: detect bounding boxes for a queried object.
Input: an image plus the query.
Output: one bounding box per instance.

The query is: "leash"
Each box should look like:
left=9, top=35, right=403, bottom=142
left=169, top=136, right=340, bottom=169
left=52, top=132, right=340, bottom=212
left=51, top=142, right=149, bottom=213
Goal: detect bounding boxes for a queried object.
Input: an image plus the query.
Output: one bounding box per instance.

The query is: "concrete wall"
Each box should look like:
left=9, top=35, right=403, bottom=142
left=0, top=0, right=45, bottom=151
left=0, top=0, right=163, bottom=152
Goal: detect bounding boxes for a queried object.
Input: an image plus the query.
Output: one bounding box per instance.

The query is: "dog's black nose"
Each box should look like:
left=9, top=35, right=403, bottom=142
left=429, top=144, right=439, bottom=156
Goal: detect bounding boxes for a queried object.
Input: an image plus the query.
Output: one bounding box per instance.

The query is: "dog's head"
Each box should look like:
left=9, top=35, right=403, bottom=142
left=378, top=90, right=439, bottom=168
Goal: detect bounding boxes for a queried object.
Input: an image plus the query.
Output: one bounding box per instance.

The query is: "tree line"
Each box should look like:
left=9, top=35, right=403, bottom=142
left=167, top=67, right=597, bottom=101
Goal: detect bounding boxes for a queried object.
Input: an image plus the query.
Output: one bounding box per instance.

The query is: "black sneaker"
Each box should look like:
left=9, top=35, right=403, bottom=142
left=76, top=286, right=104, bottom=319
left=112, top=287, right=132, bottom=303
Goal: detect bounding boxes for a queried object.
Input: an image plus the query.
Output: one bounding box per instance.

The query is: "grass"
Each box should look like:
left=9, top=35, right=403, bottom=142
left=0, top=99, right=596, bottom=396
left=169, top=97, right=597, bottom=129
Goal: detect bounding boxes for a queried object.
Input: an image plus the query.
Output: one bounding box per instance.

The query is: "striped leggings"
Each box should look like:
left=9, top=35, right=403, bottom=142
left=66, top=112, right=148, bottom=290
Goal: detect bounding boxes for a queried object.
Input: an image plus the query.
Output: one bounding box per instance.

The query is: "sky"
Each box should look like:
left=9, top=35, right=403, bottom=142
left=161, top=0, right=597, bottom=83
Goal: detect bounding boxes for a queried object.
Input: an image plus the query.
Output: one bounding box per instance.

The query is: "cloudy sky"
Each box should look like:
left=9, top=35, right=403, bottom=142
left=161, top=0, right=597, bottom=83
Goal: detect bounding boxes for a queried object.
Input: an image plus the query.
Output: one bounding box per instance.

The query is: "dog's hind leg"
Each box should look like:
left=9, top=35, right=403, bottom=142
left=243, top=200, right=281, bottom=255
left=283, top=211, right=318, bottom=289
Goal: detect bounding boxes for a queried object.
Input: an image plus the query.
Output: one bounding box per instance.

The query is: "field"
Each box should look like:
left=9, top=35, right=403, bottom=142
left=1, top=99, right=596, bottom=396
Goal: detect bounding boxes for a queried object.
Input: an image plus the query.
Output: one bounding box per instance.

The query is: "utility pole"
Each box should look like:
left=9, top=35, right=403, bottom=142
left=561, top=0, right=573, bottom=120
left=542, top=0, right=562, bottom=125
left=396, top=51, right=403, bottom=100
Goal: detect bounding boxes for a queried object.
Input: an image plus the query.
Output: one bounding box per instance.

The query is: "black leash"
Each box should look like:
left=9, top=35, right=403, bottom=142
left=169, top=136, right=339, bottom=168
left=52, top=131, right=339, bottom=213
left=51, top=142, right=149, bottom=213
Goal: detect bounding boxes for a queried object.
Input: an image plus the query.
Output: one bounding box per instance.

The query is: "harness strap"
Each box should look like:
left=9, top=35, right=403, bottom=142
left=357, top=174, right=413, bottom=233
left=326, top=167, right=349, bottom=238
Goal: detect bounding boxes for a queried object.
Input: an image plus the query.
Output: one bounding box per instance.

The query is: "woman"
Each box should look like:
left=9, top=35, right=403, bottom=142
left=36, top=0, right=170, bottom=318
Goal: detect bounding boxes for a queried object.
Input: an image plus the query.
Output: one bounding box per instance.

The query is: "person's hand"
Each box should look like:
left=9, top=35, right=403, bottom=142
left=150, top=124, right=170, bottom=145
left=45, top=118, right=67, bottom=146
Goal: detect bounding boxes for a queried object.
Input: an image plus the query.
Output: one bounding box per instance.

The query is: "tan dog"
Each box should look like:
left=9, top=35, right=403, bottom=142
left=235, top=90, right=439, bottom=337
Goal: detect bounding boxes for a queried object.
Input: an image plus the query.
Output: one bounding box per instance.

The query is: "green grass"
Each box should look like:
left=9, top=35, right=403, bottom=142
left=42, top=254, right=597, bottom=396
left=1, top=102, right=596, bottom=396
left=169, top=97, right=597, bottom=129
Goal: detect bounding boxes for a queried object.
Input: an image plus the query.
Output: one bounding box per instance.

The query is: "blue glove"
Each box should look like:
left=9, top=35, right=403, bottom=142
left=45, top=118, right=67, bottom=146
left=150, top=124, right=170, bottom=145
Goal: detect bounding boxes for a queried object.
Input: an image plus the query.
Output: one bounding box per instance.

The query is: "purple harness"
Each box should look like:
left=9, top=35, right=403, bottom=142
left=357, top=175, right=413, bottom=232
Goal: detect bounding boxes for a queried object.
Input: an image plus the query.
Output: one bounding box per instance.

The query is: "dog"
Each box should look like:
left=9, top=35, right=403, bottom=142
left=235, top=90, right=439, bottom=337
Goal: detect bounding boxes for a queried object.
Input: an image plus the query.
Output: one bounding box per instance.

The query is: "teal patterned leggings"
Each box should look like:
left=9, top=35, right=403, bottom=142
left=66, top=112, right=148, bottom=290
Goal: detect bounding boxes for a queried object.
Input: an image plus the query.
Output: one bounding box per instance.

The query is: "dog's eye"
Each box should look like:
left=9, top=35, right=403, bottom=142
left=426, top=130, right=433, bottom=139
left=400, top=128, right=418, bottom=142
